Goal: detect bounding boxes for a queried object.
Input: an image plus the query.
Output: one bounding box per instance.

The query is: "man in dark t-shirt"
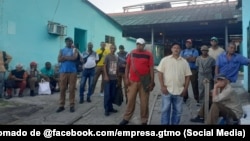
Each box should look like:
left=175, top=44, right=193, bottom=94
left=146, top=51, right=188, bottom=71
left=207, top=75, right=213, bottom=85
left=103, top=44, right=118, bottom=116
left=5, top=64, right=28, bottom=98
left=117, top=45, right=128, bottom=103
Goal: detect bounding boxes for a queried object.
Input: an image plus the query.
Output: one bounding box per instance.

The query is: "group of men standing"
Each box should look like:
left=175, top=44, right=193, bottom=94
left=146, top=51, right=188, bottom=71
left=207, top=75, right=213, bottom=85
left=56, top=37, right=130, bottom=116
left=52, top=35, right=250, bottom=125
left=2, top=35, right=248, bottom=125
left=158, top=37, right=249, bottom=125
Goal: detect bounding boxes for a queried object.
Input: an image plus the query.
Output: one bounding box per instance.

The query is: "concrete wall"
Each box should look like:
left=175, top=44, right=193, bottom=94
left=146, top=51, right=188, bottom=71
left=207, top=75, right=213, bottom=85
left=0, top=0, right=135, bottom=70
left=242, top=0, right=250, bottom=90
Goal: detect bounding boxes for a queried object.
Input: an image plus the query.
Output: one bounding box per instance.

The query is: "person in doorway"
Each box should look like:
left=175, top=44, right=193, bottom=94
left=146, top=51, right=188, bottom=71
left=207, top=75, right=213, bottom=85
left=91, top=42, right=110, bottom=96
left=119, top=38, right=155, bottom=125
left=180, top=39, right=199, bottom=103
left=56, top=37, right=78, bottom=113
left=157, top=42, right=192, bottom=125
left=117, top=45, right=128, bottom=104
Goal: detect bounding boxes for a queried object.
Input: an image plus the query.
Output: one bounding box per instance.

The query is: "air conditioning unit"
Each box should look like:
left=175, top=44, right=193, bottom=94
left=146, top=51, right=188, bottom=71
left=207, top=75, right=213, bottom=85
left=47, top=21, right=67, bottom=36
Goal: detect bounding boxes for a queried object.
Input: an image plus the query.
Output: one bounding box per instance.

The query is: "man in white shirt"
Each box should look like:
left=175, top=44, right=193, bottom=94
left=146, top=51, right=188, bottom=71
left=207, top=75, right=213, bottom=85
left=208, top=36, right=225, bottom=61
left=79, top=42, right=99, bottom=103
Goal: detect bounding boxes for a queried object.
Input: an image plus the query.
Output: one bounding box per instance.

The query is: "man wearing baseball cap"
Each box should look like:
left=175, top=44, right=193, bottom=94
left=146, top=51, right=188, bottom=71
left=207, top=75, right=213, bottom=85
left=181, top=38, right=199, bottom=103
left=191, top=73, right=243, bottom=124
left=195, top=45, right=215, bottom=105
left=119, top=38, right=155, bottom=125
left=208, top=36, right=225, bottom=60
left=206, top=73, right=243, bottom=124
left=56, top=37, right=78, bottom=113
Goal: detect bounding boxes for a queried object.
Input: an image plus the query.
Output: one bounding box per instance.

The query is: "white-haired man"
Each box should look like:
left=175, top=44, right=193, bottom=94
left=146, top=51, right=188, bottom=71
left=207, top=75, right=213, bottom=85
left=5, top=64, right=28, bottom=98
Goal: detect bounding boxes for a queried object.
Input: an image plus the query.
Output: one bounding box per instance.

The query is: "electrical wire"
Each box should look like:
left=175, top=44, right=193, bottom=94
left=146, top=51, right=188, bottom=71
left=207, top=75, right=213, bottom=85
left=52, top=0, right=61, bottom=21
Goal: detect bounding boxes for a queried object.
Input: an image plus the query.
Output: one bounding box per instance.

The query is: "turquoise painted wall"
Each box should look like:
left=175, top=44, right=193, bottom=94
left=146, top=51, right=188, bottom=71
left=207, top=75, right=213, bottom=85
left=0, top=0, right=135, bottom=70
left=242, top=0, right=250, bottom=90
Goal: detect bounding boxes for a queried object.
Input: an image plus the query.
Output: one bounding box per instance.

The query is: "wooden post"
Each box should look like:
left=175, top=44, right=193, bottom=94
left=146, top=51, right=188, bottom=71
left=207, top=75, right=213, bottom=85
left=203, top=78, right=210, bottom=124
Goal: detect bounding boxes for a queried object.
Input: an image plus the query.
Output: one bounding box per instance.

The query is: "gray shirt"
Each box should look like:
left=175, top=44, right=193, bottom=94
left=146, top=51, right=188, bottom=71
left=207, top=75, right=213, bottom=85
left=104, top=54, right=118, bottom=80
left=195, top=55, right=215, bottom=79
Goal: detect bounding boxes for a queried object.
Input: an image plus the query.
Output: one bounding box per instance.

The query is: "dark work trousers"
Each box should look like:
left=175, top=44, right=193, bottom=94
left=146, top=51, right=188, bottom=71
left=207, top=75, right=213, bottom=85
left=184, top=69, right=199, bottom=103
left=104, top=80, right=117, bottom=113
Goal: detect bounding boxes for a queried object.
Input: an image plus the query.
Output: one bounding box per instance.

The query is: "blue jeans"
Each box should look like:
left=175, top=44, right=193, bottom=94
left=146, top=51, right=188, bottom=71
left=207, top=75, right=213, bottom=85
left=79, top=67, right=95, bottom=99
left=161, top=93, right=183, bottom=125
left=104, top=80, right=117, bottom=112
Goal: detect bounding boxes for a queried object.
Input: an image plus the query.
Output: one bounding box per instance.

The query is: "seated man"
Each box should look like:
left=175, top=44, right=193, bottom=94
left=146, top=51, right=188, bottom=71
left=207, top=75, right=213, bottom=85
left=206, top=74, right=243, bottom=124
left=27, top=61, right=40, bottom=96
left=5, top=64, right=28, bottom=98
left=40, top=62, right=59, bottom=93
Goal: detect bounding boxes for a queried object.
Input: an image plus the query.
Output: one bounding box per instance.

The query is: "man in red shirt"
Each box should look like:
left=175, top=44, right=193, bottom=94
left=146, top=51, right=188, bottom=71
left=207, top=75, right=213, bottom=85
left=119, top=38, right=155, bottom=125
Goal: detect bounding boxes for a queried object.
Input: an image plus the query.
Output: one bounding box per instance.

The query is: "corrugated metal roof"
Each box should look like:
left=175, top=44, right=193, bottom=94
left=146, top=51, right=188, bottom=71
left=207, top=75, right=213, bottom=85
left=109, top=1, right=240, bottom=26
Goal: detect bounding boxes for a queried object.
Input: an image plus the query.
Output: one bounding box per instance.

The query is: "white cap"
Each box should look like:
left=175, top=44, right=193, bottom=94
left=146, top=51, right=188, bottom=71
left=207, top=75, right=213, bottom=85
left=136, top=38, right=145, bottom=44
left=16, top=63, right=23, bottom=68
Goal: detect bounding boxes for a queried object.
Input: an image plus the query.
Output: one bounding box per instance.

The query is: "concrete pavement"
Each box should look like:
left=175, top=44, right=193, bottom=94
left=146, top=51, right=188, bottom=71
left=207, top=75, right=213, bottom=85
left=0, top=72, right=249, bottom=125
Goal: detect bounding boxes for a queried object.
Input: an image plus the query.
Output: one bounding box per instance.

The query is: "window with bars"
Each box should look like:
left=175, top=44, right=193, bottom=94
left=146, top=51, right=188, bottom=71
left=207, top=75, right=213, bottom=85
left=105, top=35, right=115, bottom=45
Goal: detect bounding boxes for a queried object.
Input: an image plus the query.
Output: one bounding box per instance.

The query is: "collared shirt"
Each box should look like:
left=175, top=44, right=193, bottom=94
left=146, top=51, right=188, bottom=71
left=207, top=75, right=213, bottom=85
left=216, top=52, right=250, bottom=82
left=157, top=55, right=192, bottom=95
left=213, top=84, right=243, bottom=119
left=180, top=48, right=199, bottom=69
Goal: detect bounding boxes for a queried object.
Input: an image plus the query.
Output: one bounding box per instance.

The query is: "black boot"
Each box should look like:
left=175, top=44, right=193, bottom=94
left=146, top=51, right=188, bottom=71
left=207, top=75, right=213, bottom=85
left=87, top=97, right=91, bottom=102
left=79, top=98, right=84, bottom=104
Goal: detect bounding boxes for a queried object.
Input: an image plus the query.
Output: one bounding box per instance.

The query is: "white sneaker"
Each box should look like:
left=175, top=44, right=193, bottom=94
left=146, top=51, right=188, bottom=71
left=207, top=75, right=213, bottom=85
left=99, top=93, right=104, bottom=96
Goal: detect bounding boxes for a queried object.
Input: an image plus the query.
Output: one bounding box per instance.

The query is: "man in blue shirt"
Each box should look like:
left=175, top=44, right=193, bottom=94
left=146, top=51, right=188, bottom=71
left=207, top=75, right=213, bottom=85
left=215, top=42, right=250, bottom=83
left=56, top=37, right=78, bottom=113
left=181, top=39, right=199, bottom=103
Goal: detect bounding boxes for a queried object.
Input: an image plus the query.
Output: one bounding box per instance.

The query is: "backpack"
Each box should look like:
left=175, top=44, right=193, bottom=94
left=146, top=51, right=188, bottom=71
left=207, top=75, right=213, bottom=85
left=2, top=51, right=8, bottom=70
